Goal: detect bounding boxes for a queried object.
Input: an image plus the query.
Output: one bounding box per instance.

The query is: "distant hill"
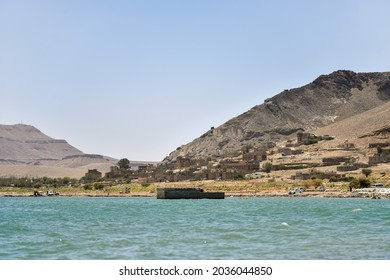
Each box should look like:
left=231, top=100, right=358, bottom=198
left=0, top=124, right=117, bottom=178
left=0, top=124, right=160, bottom=178
left=165, top=70, right=390, bottom=161
left=0, top=124, right=83, bottom=162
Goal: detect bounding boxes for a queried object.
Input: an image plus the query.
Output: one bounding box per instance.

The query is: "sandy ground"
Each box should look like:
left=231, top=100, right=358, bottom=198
left=0, top=163, right=112, bottom=179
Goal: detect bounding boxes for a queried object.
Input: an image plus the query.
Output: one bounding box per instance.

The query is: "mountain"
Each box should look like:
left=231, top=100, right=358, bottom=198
left=0, top=124, right=83, bottom=162
left=165, top=70, right=390, bottom=161
left=0, top=124, right=116, bottom=178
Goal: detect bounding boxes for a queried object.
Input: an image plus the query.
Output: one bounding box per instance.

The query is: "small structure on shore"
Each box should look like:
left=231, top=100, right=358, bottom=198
left=157, top=188, right=225, bottom=199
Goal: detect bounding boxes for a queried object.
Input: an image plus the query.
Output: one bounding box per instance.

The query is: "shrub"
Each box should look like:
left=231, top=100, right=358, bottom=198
left=262, top=162, right=272, bottom=173
left=93, top=182, right=105, bottom=190
left=350, top=178, right=371, bottom=189
left=303, top=180, right=313, bottom=188
left=349, top=179, right=358, bottom=191
left=330, top=176, right=353, bottom=182
left=358, top=178, right=371, bottom=188
left=313, top=179, right=323, bottom=188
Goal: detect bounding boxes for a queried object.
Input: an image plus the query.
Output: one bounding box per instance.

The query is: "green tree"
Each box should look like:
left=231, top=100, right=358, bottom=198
left=117, top=158, right=130, bottom=170
left=350, top=177, right=371, bottom=190
left=93, top=182, right=105, bottom=190
left=362, top=168, right=372, bottom=177
left=358, top=177, right=371, bottom=188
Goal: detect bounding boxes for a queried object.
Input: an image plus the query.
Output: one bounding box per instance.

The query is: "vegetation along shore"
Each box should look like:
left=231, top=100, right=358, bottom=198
left=1, top=174, right=389, bottom=199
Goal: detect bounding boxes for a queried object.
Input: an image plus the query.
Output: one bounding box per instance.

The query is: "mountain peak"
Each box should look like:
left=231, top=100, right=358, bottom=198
left=0, top=124, right=83, bottom=161
left=0, top=124, right=49, bottom=141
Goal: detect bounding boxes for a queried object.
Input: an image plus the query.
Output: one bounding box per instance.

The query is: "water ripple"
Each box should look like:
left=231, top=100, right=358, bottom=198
left=1, top=197, right=389, bottom=259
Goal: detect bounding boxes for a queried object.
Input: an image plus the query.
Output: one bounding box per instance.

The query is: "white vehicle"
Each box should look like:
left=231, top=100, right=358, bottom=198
left=47, top=190, right=59, bottom=196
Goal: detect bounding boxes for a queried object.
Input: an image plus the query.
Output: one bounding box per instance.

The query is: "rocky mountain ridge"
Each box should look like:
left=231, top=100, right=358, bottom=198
left=165, top=70, right=390, bottom=161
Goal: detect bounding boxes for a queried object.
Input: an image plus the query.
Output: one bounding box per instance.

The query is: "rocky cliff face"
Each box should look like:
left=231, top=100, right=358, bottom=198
left=165, top=70, right=390, bottom=161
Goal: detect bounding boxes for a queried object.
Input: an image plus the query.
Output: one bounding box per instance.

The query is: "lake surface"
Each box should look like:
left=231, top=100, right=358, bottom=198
left=0, top=197, right=389, bottom=259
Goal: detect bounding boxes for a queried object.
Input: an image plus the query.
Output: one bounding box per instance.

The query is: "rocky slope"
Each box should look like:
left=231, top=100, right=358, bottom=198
left=312, top=101, right=390, bottom=149
left=266, top=101, right=390, bottom=168
left=165, top=70, right=390, bottom=161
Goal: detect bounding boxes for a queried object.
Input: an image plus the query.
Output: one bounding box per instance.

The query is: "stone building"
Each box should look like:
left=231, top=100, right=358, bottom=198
left=297, top=132, right=316, bottom=145
left=368, top=142, right=390, bottom=148
left=221, top=161, right=257, bottom=174
left=278, top=147, right=303, bottom=156
left=84, top=169, right=102, bottom=180
left=291, top=169, right=345, bottom=180
left=105, top=166, right=126, bottom=178
left=337, top=141, right=356, bottom=150
left=296, top=132, right=329, bottom=145
left=242, top=148, right=267, bottom=163
left=336, top=163, right=369, bottom=172
left=322, top=157, right=352, bottom=166
left=368, top=154, right=390, bottom=165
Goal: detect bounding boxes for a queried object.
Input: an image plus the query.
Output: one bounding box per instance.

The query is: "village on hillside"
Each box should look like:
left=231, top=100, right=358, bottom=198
left=84, top=132, right=390, bottom=189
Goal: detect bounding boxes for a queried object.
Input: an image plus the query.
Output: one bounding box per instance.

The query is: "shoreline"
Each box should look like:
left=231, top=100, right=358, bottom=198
left=1, top=191, right=389, bottom=199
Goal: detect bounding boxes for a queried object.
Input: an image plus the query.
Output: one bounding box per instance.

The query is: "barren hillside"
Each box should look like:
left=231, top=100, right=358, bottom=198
left=312, top=101, right=390, bottom=150
left=165, top=70, right=390, bottom=161
left=0, top=124, right=161, bottom=178
left=266, top=101, right=390, bottom=169
left=0, top=124, right=83, bottom=162
left=0, top=124, right=117, bottom=178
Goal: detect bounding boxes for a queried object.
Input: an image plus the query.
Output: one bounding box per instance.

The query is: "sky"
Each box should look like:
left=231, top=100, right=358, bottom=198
left=1, top=0, right=390, bottom=161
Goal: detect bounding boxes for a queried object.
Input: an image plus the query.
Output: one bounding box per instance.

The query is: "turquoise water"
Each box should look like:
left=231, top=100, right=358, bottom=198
left=0, top=197, right=389, bottom=259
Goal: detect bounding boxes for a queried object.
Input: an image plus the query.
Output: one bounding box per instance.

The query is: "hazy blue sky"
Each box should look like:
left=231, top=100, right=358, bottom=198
left=1, top=0, right=390, bottom=161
